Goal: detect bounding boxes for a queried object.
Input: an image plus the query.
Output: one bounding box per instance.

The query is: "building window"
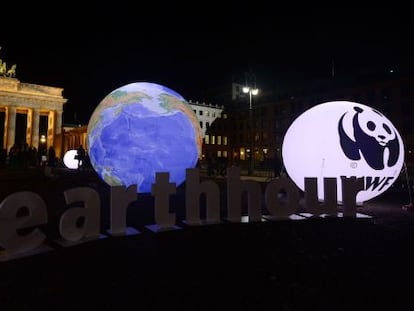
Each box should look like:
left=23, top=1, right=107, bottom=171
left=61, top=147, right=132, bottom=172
left=199, top=110, right=203, bottom=116
left=223, top=136, right=228, bottom=145
left=217, top=150, right=222, bottom=157
left=200, top=121, right=203, bottom=129
left=206, top=122, right=210, bottom=129
left=223, top=150, right=228, bottom=157
left=204, top=135, right=209, bottom=144
left=217, top=136, right=222, bottom=145
left=211, top=136, right=215, bottom=145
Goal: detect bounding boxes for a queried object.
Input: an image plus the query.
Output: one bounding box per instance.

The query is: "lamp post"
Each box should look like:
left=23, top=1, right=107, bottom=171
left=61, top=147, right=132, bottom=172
left=242, top=86, right=259, bottom=175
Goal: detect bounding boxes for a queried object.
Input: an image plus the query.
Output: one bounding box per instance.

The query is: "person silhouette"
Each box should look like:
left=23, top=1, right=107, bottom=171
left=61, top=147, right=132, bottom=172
left=273, top=156, right=282, bottom=178
left=48, top=146, right=56, bottom=167
left=76, top=145, right=86, bottom=169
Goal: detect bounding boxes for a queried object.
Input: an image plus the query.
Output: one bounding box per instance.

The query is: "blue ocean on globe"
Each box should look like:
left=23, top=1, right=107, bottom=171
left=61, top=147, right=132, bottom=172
left=87, top=82, right=202, bottom=193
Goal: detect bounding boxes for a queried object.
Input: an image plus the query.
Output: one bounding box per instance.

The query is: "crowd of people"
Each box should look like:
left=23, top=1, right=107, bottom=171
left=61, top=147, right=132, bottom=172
left=1, top=143, right=283, bottom=176
left=0, top=143, right=46, bottom=169
left=0, top=143, right=90, bottom=170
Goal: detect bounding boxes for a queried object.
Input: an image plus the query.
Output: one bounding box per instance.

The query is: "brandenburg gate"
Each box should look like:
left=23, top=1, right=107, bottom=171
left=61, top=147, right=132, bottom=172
left=0, top=76, right=67, bottom=157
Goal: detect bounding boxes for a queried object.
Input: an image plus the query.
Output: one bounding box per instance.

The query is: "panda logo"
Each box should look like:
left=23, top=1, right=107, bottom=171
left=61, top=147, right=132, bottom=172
left=338, top=106, right=400, bottom=170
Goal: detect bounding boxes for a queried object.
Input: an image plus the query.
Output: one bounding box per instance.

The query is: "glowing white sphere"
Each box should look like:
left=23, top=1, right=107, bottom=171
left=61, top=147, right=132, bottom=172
left=282, top=101, right=404, bottom=203
left=63, top=149, right=79, bottom=169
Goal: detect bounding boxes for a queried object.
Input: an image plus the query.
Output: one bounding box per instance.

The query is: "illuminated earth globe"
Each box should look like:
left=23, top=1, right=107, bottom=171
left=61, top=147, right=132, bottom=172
left=87, top=82, right=202, bottom=193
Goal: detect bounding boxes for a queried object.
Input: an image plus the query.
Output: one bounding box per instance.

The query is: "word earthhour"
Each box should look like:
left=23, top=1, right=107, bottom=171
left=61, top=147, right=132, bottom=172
left=0, top=167, right=366, bottom=258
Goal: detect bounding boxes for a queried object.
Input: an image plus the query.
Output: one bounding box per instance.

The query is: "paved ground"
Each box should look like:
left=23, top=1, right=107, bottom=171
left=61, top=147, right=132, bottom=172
left=1, top=168, right=414, bottom=310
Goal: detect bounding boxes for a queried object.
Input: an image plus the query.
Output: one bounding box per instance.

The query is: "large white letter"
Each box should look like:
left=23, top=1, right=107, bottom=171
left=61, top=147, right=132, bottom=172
left=264, top=177, right=299, bottom=218
left=341, top=176, right=364, bottom=217
left=108, top=185, right=139, bottom=236
left=185, top=168, right=220, bottom=225
left=304, top=177, right=337, bottom=217
left=227, top=166, right=262, bottom=222
left=0, top=191, right=48, bottom=257
left=148, top=172, right=178, bottom=232
left=58, top=187, right=102, bottom=244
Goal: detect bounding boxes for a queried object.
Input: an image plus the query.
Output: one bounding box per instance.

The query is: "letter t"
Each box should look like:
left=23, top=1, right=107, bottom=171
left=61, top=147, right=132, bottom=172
left=151, top=172, right=177, bottom=230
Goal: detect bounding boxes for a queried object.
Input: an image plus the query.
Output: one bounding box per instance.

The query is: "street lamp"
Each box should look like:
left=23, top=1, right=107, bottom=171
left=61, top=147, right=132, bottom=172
left=243, top=86, right=259, bottom=175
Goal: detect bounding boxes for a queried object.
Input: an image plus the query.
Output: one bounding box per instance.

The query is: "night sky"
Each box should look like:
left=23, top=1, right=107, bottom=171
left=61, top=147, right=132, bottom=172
left=1, top=4, right=413, bottom=124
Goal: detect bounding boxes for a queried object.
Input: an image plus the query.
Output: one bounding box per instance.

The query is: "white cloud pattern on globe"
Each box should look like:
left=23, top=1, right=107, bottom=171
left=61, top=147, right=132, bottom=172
left=87, top=82, right=202, bottom=193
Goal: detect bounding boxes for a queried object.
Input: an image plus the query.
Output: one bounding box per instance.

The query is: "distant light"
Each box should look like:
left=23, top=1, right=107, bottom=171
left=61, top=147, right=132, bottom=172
left=63, top=149, right=78, bottom=169
left=40, top=135, right=46, bottom=143
left=242, top=86, right=250, bottom=94
left=389, top=69, right=394, bottom=73
left=251, top=88, right=259, bottom=96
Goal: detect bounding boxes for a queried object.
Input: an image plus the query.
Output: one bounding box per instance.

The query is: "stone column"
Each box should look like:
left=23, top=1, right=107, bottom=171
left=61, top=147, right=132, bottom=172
left=47, top=110, right=55, bottom=148
left=26, top=109, right=32, bottom=146
left=32, top=109, right=40, bottom=149
left=2, top=109, right=7, bottom=150
left=55, top=110, right=63, bottom=135
left=6, top=106, right=16, bottom=152
left=54, top=110, right=63, bottom=158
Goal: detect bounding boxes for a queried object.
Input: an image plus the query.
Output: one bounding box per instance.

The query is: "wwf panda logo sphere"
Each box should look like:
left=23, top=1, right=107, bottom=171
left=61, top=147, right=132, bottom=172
left=282, top=101, right=404, bottom=204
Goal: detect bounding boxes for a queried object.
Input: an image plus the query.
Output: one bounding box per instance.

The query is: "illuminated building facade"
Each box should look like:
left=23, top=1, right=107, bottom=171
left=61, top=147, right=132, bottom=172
left=62, top=124, right=88, bottom=152
left=188, top=100, right=230, bottom=160
left=226, top=68, right=414, bottom=174
left=0, top=76, right=67, bottom=157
